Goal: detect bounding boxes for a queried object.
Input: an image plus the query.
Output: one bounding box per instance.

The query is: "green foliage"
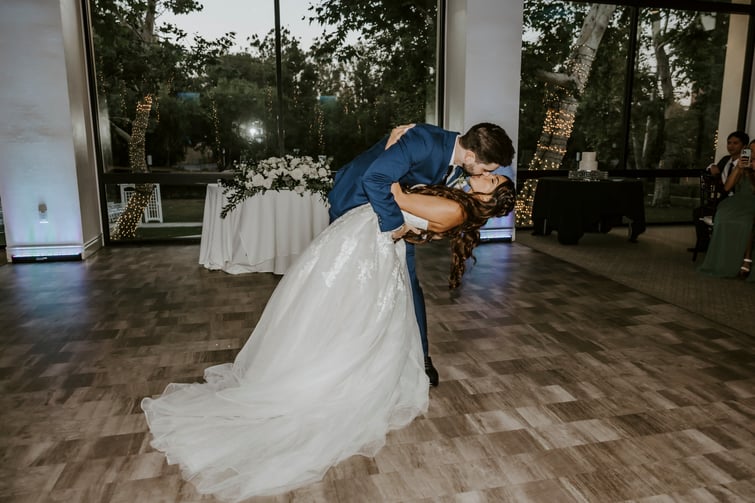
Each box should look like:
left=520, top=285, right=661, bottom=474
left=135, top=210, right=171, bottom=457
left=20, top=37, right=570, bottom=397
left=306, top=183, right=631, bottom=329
left=219, top=156, right=333, bottom=218
left=91, top=0, right=234, bottom=169
left=204, top=52, right=276, bottom=163
left=307, top=0, right=437, bottom=165
left=519, top=1, right=590, bottom=167
left=145, top=89, right=206, bottom=167
left=92, top=0, right=438, bottom=171
left=519, top=1, right=728, bottom=172
left=569, top=7, right=631, bottom=168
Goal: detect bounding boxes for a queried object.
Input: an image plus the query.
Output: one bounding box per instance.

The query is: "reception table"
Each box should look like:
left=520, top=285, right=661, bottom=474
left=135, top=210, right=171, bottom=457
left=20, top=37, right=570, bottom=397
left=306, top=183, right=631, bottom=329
left=531, top=177, right=646, bottom=245
left=199, top=184, right=330, bottom=274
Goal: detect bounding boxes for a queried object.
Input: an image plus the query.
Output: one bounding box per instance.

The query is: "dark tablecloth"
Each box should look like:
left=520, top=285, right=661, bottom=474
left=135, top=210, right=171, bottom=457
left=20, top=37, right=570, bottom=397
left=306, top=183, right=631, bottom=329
left=531, top=177, right=647, bottom=244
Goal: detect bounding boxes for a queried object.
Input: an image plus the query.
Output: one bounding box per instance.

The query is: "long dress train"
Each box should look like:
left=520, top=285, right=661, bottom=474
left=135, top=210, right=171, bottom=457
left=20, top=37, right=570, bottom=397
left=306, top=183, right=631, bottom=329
left=142, top=205, right=429, bottom=501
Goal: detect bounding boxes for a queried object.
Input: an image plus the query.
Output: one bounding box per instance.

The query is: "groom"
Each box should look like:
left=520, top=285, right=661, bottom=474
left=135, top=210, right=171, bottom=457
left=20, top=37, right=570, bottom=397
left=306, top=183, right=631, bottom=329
left=328, top=122, right=515, bottom=386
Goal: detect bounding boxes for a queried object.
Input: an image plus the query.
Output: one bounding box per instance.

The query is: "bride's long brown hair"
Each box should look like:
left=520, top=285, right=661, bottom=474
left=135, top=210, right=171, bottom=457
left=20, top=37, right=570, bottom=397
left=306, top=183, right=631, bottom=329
left=402, top=179, right=516, bottom=288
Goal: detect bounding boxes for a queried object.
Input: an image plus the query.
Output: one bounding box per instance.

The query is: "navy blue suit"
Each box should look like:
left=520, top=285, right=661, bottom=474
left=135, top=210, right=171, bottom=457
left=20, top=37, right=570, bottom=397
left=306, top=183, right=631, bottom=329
left=328, top=124, right=460, bottom=357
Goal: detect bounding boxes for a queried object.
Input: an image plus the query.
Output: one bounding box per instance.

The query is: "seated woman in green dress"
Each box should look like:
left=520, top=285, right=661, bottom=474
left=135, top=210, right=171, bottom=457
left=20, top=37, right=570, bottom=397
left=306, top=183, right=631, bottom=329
left=699, top=139, right=755, bottom=280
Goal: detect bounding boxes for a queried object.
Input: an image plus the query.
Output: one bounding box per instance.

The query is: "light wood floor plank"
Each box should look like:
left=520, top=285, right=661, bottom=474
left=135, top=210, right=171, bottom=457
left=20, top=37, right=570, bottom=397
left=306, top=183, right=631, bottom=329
left=0, top=240, right=753, bottom=502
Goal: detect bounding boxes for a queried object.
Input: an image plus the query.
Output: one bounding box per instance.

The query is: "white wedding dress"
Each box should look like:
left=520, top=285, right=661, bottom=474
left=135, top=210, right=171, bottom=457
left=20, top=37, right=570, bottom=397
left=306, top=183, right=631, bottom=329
left=142, top=204, right=429, bottom=501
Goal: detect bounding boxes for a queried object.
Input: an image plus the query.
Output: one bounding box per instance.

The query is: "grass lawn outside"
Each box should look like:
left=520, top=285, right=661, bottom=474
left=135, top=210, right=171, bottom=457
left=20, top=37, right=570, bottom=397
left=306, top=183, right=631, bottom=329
left=1, top=196, right=698, bottom=245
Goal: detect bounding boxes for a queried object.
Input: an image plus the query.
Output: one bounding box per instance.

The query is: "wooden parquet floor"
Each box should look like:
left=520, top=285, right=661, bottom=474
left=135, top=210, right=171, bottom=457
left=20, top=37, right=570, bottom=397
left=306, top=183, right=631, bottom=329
left=0, top=241, right=753, bottom=502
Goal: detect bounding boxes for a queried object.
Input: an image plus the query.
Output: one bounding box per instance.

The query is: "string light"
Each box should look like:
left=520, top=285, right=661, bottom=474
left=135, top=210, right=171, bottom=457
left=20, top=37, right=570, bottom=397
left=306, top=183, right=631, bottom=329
left=211, top=99, right=222, bottom=169
left=515, top=179, right=539, bottom=226
left=266, top=85, right=274, bottom=121
left=111, top=184, right=156, bottom=240
left=315, top=103, right=325, bottom=154
left=128, top=94, right=152, bottom=173
left=153, top=94, right=160, bottom=123
left=516, top=103, right=574, bottom=226
left=517, top=43, right=594, bottom=226
left=114, top=94, right=153, bottom=239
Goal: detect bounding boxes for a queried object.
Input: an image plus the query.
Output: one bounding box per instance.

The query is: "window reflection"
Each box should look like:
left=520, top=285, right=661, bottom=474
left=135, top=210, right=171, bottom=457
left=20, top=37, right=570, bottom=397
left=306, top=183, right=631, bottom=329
left=518, top=0, right=751, bottom=225
left=91, top=1, right=438, bottom=174
left=90, top=1, right=440, bottom=240
left=280, top=0, right=439, bottom=168
left=104, top=184, right=204, bottom=240
left=517, top=2, right=627, bottom=225
left=628, top=9, right=730, bottom=172
left=0, top=195, right=5, bottom=249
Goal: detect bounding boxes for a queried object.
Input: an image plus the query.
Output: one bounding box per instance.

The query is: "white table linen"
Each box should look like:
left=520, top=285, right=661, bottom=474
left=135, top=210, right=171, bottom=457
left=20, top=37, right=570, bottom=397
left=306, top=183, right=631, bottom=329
left=199, top=184, right=330, bottom=275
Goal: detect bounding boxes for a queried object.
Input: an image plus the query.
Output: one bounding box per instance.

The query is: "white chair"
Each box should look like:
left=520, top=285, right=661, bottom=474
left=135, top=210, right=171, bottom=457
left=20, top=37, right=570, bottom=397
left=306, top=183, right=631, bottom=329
left=119, top=184, right=164, bottom=223
left=107, top=202, right=125, bottom=224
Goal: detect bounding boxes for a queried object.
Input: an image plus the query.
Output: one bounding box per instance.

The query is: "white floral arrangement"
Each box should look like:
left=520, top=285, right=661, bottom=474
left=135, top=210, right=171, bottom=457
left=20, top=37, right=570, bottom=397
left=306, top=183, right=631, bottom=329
left=220, top=155, right=333, bottom=218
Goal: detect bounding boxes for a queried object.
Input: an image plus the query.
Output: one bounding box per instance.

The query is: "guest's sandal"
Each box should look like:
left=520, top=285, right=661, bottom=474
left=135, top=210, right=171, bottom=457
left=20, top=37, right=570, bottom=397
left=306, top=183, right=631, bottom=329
left=739, top=258, right=752, bottom=278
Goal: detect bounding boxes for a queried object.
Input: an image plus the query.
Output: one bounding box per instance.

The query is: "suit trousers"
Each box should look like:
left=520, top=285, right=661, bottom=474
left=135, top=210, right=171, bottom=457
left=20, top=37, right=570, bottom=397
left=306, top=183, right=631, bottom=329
left=404, top=243, right=429, bottom=357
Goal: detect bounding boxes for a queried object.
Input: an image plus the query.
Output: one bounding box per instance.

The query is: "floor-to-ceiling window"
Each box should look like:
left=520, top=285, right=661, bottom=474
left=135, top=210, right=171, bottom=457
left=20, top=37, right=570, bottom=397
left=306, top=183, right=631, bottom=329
left=86, top=0, right=440, bottom=242
left=86, top=0, right=754, bottom=238
left=517, top=0, right=753, bottom=225
left=0, top=196, right=5, bottom=249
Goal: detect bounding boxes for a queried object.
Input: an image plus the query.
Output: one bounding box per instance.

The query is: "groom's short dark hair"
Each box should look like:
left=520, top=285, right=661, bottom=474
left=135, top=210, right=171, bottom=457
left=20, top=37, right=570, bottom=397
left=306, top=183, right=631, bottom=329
left=460, top=122, right=515, bottom=167
left=728, top=130, right=749, bottom=145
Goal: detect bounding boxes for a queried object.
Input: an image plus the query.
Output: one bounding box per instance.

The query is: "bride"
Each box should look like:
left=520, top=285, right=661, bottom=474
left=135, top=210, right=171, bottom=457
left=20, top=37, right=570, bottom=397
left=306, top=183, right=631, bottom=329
left=142, top=167, right=515, bottom=501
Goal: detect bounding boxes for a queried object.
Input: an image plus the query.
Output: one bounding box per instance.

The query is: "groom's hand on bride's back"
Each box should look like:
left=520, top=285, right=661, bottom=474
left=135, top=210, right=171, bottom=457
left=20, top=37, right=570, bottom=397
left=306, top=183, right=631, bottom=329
left=385, top=124, right=416, bottom=150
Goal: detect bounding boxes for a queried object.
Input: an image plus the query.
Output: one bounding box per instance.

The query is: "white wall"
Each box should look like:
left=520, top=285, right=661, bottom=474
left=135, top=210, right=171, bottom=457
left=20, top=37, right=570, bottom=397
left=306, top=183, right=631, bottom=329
left=747, top=34, right=755, bottom=136
left=716, top=12, right=752, bottom=159
left=62, top=0, right=102, bottom=248
left=445, top=0, right=523, bottom=145
left=0, top=0, right=101, bottom=261
left=445, top=0, right=524, bottom=238
left=445, top=0, right=468, bottom=133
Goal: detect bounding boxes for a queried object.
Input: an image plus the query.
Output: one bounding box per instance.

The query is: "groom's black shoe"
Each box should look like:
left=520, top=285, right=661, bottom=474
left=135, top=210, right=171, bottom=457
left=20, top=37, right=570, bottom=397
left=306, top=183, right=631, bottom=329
left=425, top=356, right=439, bottom=387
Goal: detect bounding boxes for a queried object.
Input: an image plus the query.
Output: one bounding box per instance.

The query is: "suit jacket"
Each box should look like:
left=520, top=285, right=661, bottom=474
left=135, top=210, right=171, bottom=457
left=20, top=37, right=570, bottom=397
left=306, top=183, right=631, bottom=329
left=328, top=124, right=459, bottom=232
left=710, top=155, right=734, bottom=199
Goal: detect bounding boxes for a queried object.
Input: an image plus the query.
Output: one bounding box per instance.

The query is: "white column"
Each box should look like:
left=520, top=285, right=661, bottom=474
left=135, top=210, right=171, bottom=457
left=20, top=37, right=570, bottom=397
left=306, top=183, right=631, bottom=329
left=716, top=12, right=750, bottom=158
left=0, top=0, right=101, bottom=261
left=445, top=0, right=524, bottom=239
left=746, top=28, right=755, bottom=135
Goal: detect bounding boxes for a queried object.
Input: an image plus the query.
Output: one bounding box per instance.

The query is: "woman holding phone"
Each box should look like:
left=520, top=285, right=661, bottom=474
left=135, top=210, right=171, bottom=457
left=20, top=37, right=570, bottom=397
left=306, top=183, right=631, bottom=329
left=699, top=140, right=755, bottom=279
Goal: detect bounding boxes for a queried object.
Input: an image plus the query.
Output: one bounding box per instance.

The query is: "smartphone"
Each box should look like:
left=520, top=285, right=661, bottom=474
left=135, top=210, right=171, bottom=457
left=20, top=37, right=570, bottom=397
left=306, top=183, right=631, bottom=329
left=742, top=148, right=752, bottom=166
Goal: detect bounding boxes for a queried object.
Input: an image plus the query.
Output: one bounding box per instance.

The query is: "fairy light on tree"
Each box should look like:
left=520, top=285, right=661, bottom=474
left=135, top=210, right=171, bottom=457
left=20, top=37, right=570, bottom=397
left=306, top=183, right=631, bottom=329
left=315, top=103, right=325, bottom=154
left=112, top=94, right=158, bottom=240
left=111, top=185, right=156, bottom=239
left=517, top=4, right=616, bottom=226
left=211, top=99, right=222, bottom=169
left=266, top=85, right=274, bottom=121
left=92, top=0, right=235, bottom=241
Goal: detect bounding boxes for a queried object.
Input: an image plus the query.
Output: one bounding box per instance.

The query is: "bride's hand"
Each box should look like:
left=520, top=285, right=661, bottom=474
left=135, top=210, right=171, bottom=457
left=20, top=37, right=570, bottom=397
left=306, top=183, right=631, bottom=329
left=391, top=222, right=421, bottom=242
left=385, top=124, right=415, bottom=150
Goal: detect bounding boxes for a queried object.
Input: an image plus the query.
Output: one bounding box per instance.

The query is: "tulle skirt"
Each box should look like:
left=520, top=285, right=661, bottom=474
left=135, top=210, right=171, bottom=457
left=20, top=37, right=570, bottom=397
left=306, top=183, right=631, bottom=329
left=142, top=205, right=429, bottom=501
